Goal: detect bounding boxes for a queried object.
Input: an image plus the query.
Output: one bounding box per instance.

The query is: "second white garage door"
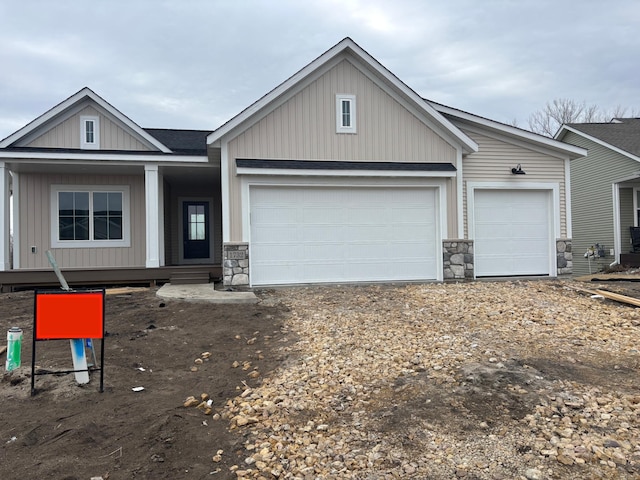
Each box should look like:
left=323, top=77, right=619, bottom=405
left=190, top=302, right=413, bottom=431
left=250, top=186, right=439, bottom=285
left=473, top=189, right=552, bottom=277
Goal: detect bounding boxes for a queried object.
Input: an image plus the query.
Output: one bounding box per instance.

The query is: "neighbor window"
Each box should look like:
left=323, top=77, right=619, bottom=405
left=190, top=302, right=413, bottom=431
left=51, top=185, right=130, bottom=248
left=80, top=115, right=100, bottom=149
left=336, top=94, right=356, bottom=133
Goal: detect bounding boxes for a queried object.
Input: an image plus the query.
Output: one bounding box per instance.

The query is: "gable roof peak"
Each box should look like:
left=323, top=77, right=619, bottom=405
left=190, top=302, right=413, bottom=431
left=0, top=87, right=172, bottom=153
left=208, top=38, right=478, bottom=154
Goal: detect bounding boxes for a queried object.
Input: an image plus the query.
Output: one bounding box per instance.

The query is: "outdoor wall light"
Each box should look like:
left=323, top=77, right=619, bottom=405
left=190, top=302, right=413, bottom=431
left=511, top=164, right=526, bottom=175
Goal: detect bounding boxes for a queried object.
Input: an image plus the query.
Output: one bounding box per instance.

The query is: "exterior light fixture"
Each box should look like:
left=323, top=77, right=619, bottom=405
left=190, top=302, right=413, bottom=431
left=511, top=164, right=526, bottom=175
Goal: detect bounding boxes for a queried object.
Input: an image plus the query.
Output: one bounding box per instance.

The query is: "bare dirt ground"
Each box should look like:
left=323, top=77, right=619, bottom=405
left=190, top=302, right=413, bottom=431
left=0, top=288, right=292, bottom=479
left=0, top=278, right=639, bottom=480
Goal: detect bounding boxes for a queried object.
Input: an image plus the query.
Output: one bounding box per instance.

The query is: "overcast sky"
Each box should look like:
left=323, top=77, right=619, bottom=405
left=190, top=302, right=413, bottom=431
left=1, top=0, right=639, bottom=141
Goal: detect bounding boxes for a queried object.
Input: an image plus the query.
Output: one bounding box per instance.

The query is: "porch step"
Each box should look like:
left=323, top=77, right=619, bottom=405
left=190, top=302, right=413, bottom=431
left=169, top=271, right=211, bottom=285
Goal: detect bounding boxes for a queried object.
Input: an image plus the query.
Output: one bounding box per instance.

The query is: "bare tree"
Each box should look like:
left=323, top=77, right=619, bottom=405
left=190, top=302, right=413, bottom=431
left=527, top=99, right=640, bottom=137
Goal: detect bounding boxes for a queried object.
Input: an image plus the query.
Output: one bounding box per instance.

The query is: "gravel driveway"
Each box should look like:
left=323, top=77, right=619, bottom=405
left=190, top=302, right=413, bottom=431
left=203, top=280, right=640, bottom=479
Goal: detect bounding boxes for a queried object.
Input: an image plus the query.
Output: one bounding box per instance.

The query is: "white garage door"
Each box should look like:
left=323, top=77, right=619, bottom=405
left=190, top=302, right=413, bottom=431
left=250, top=186, right=438, bottom=285
left=474, top=190, right=551, bottom=277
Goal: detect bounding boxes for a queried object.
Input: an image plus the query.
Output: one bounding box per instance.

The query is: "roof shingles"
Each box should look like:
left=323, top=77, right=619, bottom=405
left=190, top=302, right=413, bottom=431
left=566, top=119, right=640, bottom=157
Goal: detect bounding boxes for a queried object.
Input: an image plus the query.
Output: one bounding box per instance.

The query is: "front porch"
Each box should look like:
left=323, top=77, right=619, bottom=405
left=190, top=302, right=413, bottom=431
left=0, top=264, right=222, bottom=292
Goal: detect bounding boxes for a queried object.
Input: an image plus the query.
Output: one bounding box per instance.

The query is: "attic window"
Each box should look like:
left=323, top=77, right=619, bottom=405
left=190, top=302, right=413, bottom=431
left=80, top=116, right=99, bottom=149
left=336, top=94, right=356, bottom=133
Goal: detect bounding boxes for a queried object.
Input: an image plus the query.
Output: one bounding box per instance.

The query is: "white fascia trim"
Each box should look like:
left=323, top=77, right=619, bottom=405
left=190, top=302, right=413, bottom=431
left=466, top=181, right=560, bottom=276
left=556, top=125, right=640, bottom=163
left=208, top=38, right=478, bottom=154
left=221, top=141, right=231, bottom=243
left=437, top=104, right=587, bottom=159
left=0, top=151, right=208, bottom=163
left=235, top=167, right=456, bottom=178
left=0, top=88, right=172, bottom=153
left=564, top=158, right=572, bottom=238
left=453, top=122, right=577, bottom=161
left=12, top=171, right=19, bottom=269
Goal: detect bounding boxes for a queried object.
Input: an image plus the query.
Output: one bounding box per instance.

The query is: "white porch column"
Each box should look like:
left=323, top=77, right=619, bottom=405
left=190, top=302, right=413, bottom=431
left=0, top=163, right=10, bottom=270
left=613, top=183, right=621, bottom=264
left=145, top=164, right=160, bottom=268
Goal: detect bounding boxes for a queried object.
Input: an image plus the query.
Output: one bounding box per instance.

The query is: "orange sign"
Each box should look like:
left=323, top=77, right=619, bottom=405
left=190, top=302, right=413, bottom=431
left=35, top=291, right=104, bottom=340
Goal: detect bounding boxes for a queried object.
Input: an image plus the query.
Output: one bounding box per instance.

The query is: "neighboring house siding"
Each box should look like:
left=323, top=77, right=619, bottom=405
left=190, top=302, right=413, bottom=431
left=25, top=106, right=153, bottom=151
left=226, top=58, right=458, bottom=240
left=460, top=128, right=568, bottom=238
left=563, top=131, right=640, bottom=276
left=18, top=173, right=146, bottom=269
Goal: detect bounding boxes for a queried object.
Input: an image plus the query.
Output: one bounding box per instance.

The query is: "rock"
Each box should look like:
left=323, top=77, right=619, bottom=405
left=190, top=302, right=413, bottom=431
left=557, top=454, right=574, bottom=465
left=183, top=396, right=199, bottom=407
left=524, top=468, right=543, bottom=480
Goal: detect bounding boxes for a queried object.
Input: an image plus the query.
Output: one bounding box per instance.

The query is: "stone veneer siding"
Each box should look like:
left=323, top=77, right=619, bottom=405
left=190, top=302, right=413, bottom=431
left=223, top=242, right=249, bottom=287
left=443, top=240, right=474, bottom=280
left=557, top=238, right=572, bottom=276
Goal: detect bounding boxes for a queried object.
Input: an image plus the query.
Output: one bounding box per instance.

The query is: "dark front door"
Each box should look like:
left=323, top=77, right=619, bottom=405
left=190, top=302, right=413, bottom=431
left=183, top=201, right=210, bottom=259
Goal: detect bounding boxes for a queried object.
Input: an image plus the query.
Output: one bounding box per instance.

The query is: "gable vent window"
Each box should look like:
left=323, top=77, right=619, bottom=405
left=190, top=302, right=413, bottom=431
left=80, top=115, right=100, bottom=149
left=336, top=94, right=356, bottom=133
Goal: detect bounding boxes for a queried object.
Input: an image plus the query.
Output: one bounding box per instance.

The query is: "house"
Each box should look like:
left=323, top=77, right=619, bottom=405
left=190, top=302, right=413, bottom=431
left=0, top=38, right=585, bottom=290
left=555, top=118, right=640, bottom=275
left=0, top=88, right=222, bottom=289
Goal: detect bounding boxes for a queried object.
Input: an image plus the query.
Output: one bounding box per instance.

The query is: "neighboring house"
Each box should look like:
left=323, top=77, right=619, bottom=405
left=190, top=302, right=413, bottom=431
left=556, top=118, right=640, bottom=276
left=0, top=38, right=585, bottom=290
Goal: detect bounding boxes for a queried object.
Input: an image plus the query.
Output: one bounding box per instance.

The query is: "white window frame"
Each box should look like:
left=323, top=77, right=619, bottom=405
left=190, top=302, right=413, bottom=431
left=336, top=94, right=356, bottom=133
left=80, top=115, right=100, bottom=149
left=50, top=184, right=131, bottom=248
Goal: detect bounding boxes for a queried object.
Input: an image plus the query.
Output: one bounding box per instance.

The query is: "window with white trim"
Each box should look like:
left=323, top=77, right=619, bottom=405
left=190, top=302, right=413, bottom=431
left=80, top=115, right=100, bottom=149
left=336, top=94, right=356, bottom=133
left=51, top=185, right=130, bottom=248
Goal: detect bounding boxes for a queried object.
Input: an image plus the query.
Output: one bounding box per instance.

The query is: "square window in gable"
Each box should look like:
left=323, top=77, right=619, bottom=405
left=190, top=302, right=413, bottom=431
left=336, top=94, right=356, bottom=133
left=80, top=115, right=100, bottom=149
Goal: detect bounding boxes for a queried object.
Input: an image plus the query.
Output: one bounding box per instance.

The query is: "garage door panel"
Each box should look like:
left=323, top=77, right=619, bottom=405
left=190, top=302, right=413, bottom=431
left=252, top=225, right=299, bottom=243
left=250, top=186, right=438, bottom=285
left=301, top=207, right=347, bottom=223
left=474, top=189, right=551, bottom=277
left=253, top=244, right=302, bottom=262
left=344, top=225, right=389, bottom=241
left=253, top=206, right=298, bottom=224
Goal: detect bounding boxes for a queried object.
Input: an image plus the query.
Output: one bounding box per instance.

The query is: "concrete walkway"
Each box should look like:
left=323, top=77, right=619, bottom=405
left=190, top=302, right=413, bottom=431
left=156, top=283, right=258, bottom=304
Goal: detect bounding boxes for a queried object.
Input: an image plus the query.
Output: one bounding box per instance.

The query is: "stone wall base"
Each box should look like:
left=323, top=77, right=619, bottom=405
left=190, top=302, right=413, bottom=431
left=443, top=240, right=474, bottom=281
left=557, top=238, right=572, bottom=275
left=223, top=242, right=249, bottom=287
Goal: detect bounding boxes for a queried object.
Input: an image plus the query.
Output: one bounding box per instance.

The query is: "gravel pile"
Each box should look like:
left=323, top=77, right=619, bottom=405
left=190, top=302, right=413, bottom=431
left=201, top=281, right=640, bottom=479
